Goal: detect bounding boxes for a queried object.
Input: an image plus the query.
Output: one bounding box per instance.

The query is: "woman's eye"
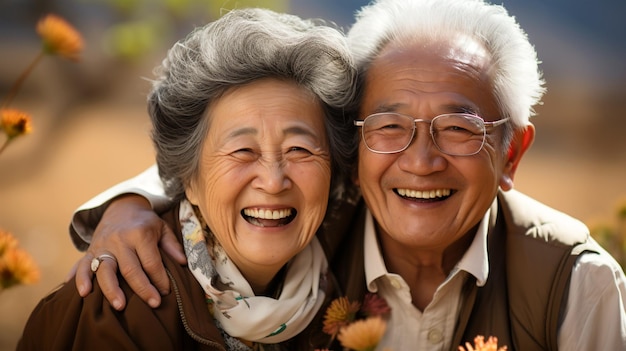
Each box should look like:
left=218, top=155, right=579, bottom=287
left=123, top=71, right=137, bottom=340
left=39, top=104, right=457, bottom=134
left=287, top=146, right=312, bottom=154
left=233, top=148, right=254, bottom=154
left=230, top=148, right=258, bottom=161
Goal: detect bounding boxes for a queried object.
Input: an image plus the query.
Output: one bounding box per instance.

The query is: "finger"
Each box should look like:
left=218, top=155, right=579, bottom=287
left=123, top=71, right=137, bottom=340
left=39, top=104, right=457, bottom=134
left=95, top=256, right=127, bottom=311
left=135, top=241, right=171, bottom=296
left=74, top=255, right=94, bottom=297
left=117, top=249, right=162, bottom=308
left=159, top=223, right=186, bottom=265
left=65, top=260, right=78, bottom=282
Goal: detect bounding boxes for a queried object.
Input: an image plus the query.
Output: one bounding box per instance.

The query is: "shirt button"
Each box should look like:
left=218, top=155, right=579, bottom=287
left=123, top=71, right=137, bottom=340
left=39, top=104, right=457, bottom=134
left=427, top=328, right=443, bottom=344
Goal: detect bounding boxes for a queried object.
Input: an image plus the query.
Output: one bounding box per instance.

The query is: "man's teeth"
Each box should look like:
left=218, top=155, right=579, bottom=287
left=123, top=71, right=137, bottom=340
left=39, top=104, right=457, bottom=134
left=243, top=208, right=292, bottom=220
left=396, top=188, right=451, bottom=199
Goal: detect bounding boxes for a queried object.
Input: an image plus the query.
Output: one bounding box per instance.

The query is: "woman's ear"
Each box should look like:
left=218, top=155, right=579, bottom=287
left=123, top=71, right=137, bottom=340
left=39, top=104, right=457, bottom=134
left=185, top=179, right=199, bottom=205
left=499, top=123, right=535, bottom=191
left=352, top=166, right=360, bottom=187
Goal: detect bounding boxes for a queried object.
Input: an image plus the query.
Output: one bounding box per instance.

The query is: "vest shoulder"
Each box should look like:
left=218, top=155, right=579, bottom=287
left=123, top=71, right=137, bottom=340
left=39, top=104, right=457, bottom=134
left=499, top=190, right=589, bottom=246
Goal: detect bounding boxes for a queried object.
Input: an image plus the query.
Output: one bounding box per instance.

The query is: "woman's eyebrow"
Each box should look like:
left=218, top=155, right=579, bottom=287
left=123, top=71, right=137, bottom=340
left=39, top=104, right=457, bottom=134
left=283, top=125, right=320, bottom=140
left=227, top=127, right=256, bottom=139
left=227, top=125, right=321, bottom=141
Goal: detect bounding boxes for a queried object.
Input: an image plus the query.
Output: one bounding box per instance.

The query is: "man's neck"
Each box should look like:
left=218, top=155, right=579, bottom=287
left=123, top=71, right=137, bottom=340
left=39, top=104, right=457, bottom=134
left=378, top=228, right=477, bottom=311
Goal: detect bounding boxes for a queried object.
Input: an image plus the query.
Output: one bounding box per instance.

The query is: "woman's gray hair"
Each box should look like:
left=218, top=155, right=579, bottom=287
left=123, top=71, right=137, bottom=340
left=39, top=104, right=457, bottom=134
left=148, top=8, right=357, bottom=201
left=348, top=0, right=546, bottom=137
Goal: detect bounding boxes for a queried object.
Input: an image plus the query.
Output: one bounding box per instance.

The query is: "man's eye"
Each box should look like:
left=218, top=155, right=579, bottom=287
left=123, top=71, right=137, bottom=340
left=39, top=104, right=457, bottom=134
left=438, top=124, right=480, bottom=135
left=380, top=123, right=402, bottom=130
left=446, top=125, right=470, bottom=132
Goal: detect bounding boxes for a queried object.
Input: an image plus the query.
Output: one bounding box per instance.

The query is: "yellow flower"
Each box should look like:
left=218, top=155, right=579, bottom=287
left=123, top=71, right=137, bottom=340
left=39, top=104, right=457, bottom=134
left=1, top=108, right=32, bottom=139
left=458, top=335, right=507, bottom=351
left=323, top=296, right=361, bottom=337
left=0, top=246, right=40, bottom=290
left=337, top=316, right=387, bottom=351
left=36, top=14, right=83, bottom=61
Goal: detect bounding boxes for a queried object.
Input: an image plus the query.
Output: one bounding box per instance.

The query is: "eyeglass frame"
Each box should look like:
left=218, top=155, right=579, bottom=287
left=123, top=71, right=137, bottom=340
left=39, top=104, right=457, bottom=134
left=353, top=112, right=510, bottom=156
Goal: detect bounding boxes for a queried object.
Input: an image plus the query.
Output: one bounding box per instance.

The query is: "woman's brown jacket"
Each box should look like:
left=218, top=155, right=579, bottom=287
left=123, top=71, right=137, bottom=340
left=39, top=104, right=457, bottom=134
left=17, top=208, right=229, bottom=351
left=17, top=206, right=342, bottom=351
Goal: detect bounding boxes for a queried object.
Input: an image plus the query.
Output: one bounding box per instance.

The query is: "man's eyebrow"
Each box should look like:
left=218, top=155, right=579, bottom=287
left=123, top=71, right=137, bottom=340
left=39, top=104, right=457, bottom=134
left=442, top=104, right=479, bottom=115
left=369, top=103, right=479, bottom=115
left=369, top=103, right=405, bottom=114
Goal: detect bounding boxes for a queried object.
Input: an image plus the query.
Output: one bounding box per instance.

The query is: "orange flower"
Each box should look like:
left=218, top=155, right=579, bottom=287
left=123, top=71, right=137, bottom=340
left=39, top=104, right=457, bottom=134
left=459, top=335, right=507, bottom=351
left=0, top=247, right=40, bottom=290
left=323, top=296, right=361, bottom=337
left=0, top=229, right=19, bottom=255
left=337, top=316, right=387, bottom=351
left=1, top=108, right=32, bottom=138
left=0, top=229, right=40, bottom=291
left=36, top=14, right=83, bottom=61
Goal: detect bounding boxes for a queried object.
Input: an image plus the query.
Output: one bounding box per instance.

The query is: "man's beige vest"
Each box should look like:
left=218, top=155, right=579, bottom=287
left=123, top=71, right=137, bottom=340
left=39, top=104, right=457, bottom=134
left=323, top=189, right=600, bottom=351
left=451, top=190, right=600, bottom=350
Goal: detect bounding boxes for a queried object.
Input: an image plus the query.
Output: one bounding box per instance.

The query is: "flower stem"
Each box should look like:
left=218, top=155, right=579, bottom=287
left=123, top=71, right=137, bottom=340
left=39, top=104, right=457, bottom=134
left=0, top=137, right=13, bottom=156
left=2, top=51, right=45, bottom=108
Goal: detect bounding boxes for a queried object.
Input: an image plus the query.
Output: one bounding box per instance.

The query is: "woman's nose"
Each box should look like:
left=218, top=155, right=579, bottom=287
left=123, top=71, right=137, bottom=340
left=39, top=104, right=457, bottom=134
left=251, top=158, right=292, bottom=194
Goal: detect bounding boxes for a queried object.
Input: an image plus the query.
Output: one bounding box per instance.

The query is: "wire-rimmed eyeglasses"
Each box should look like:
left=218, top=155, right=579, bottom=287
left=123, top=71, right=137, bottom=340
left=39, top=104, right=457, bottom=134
left=354, top=113, right=510, bottom=156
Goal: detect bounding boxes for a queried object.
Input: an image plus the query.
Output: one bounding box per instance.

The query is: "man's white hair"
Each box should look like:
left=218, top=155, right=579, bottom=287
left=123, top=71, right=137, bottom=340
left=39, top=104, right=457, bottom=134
left=348, top=0, right=546, bottom=127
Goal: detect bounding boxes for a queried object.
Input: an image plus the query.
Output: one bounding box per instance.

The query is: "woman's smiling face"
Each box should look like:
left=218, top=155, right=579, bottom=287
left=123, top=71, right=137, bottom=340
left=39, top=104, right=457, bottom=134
left=185, top=78, right=331, bottom=280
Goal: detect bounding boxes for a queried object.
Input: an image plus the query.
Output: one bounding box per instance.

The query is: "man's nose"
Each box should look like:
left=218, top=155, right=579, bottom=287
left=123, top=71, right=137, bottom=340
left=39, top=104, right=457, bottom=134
left=397, top=125, right=447, bottom=173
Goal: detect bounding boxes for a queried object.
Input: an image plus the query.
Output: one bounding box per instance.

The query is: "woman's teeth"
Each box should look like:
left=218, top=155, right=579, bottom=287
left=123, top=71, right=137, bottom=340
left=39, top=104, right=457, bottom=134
left=243, top=208, right=293, bottom=220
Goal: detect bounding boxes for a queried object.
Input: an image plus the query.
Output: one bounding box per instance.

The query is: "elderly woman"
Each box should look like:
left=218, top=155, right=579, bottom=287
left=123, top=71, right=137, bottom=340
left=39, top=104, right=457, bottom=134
left=18, top=7, right=356, bottom=351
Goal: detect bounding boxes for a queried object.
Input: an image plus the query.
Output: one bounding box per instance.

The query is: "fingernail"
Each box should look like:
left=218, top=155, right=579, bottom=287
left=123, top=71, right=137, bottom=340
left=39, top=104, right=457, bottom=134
left=148, top=298, right=159, bottom=308
left=160, top=289, right=170, bottom=296
left=78, top=285, right=87, bottom=297
left=112, top=299, right=123, bottom=310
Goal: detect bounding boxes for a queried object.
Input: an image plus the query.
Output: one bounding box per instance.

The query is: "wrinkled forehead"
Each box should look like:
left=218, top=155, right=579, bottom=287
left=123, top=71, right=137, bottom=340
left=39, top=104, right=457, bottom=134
left=379, top=32, right=493, bottom=75
left=361, top=34, right=500, bottom=119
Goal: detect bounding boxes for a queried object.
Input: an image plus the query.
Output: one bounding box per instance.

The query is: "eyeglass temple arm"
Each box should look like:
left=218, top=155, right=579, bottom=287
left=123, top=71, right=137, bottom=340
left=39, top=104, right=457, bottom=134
left=484, top=117, right=510, bottom=129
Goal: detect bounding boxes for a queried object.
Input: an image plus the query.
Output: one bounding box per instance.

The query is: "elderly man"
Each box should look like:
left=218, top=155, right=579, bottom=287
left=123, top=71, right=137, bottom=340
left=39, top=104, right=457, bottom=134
left=69, top=0, right=626, bottom=350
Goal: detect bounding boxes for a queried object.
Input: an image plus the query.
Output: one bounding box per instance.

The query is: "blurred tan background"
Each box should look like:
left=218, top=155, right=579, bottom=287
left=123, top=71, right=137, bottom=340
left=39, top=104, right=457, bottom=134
left=1, top=0, right=625, bottom=350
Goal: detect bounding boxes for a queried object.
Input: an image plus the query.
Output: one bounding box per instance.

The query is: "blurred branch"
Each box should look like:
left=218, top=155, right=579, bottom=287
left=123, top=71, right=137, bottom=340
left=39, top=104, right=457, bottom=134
left=89, top=0, right=289, bottom=61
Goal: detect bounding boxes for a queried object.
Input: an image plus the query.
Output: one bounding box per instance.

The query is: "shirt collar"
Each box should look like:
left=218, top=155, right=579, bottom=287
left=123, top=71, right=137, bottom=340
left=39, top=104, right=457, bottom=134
left=363, top=207, right=491, bottom=290
left=455, top=208, right=490, bottom=286
left=364, top=210, right=388, bottom=292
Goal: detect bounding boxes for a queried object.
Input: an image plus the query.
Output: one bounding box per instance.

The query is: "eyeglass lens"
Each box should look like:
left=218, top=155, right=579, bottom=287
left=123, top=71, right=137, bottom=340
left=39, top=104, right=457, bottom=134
left=360, top=113, right=487, bottom=155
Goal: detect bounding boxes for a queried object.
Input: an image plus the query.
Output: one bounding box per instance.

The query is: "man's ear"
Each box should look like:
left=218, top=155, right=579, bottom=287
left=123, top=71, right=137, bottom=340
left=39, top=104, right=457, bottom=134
left=499, top=123, right=535, bottom=191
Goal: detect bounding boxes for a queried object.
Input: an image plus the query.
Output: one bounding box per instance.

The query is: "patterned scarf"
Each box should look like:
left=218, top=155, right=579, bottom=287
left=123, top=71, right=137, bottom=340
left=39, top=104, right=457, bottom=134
left=179, top=200, right=328, bottom=350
